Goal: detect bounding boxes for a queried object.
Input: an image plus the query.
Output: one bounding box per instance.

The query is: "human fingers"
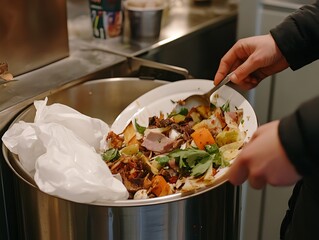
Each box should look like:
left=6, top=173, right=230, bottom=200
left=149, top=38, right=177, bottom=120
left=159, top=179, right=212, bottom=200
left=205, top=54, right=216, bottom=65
left=213, top=41, right=246, bottom=85
left=214, top=43, right=267, bottom=88
left=227, top=128, right=261, bottom=185
left=227, top=143, right=267, bottom=189
left=248, top=175, right=266, bottom=189
left=227, top=123, right=272, bottom=188
left=231, top=35, right=289, bottom=87
left=230, top=73, right=262, bottom=90
left=214, top=63, right=260, bottom=91
left=229, top=55, right=268, bottom=87
left=213, top=59, right=237, bottom=85
left=228, top=133, right=267, bottom=189
left=227, top=156, right=249, bottom=186
left=251, top=122, right=301, bottom=186
left=237, top=121, right=301, bottom=188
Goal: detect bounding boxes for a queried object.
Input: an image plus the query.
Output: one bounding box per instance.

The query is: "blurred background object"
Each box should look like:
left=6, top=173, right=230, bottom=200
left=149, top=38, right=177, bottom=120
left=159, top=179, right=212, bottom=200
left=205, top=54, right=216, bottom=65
left=0, top=0, right=69, bottom=76
left=124, top=0, right=166, bottom=44
left=88, top=0, right=123, bottom=39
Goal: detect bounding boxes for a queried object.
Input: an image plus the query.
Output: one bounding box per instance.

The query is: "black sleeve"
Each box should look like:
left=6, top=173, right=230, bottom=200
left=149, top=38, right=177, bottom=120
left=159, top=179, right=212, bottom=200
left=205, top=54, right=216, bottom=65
left=278, top=96, right=319, bottom=176
left=270, top=0, right=319, bottom=70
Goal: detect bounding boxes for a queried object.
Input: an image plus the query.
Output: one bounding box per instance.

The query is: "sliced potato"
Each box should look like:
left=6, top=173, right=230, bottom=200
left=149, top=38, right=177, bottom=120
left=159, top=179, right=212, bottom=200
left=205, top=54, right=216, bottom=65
left=196, top=105, right=211, bottom=119
left=215, top=129, right=242, bottom=147
left=123, top=122, right=136, bottom=145
left=219, top=141, right=244, bottom=161
left=120, top=143, right=139, bottom=155
left=141, top=154, right=159, bottom=175
left=171, top=114, right=186, bottom=123
left=190, top=111, right=201, bottom=123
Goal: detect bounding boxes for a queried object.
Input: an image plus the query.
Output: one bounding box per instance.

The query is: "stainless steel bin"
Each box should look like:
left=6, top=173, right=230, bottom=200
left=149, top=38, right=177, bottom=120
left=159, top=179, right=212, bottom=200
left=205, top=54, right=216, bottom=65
left=2, top=78, right=240, bottom=240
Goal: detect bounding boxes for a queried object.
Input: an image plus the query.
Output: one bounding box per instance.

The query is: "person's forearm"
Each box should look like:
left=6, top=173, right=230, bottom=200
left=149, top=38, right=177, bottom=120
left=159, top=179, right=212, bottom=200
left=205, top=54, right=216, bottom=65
left=270, top=0, right=319, bottom=70
left=279, top=96, right=319, bottom=176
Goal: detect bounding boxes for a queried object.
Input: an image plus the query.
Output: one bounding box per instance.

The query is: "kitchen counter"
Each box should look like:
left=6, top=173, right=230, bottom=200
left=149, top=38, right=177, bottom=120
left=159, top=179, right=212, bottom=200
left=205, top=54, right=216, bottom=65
left=68, top=0, right=238, bottom=57
left=0, top=0, right=237, bottom=125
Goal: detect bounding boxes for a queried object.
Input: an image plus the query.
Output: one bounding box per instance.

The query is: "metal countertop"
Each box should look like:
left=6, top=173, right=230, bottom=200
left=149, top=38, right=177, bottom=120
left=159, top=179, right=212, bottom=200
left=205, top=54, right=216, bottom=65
left=0, top=0, right=237, bottom=125
left=68, top=0, right=238, bottom=57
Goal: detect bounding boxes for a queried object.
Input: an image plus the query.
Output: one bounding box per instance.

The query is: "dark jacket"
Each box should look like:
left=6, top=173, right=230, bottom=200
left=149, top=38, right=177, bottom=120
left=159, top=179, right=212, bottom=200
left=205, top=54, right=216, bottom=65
left=270, top=1, right=319, bottom=239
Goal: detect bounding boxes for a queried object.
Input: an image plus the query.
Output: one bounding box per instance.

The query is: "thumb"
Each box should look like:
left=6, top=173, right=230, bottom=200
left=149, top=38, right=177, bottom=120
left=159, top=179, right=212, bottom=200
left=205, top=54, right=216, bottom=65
left=230, top=57, right=260, bottom=84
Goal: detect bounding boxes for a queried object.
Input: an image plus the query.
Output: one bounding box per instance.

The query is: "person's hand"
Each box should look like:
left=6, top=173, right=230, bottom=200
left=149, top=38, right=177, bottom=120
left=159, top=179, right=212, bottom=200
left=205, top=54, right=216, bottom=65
left=214, top=34, right=289, bottom=90
left=228, top=121, right=302, bottom=189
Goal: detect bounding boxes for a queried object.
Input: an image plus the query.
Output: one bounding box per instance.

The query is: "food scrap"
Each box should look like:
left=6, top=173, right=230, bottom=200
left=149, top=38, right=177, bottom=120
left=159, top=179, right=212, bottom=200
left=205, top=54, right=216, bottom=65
left=0, top=62, right=13, bottom=81
left=102, top=101, right=246, bottom=199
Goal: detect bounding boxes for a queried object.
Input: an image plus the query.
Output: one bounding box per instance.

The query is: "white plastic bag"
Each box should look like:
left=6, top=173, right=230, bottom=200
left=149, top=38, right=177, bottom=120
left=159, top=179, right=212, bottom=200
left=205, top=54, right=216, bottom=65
left=34, top=98, right=108, bottom=151
left=2, top=121, right=45, bottom=173
left=2, top=98, right=129, bottom=203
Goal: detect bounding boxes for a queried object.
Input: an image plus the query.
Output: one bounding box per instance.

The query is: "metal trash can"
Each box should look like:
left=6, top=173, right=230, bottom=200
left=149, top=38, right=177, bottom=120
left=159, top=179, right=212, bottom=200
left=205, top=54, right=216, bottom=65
left=2, top=78, right=240, bottom=240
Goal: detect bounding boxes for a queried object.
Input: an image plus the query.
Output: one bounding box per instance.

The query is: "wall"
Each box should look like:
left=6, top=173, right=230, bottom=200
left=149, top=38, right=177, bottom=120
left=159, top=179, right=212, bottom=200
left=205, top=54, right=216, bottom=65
left=237, top=1, right=319, bottom=240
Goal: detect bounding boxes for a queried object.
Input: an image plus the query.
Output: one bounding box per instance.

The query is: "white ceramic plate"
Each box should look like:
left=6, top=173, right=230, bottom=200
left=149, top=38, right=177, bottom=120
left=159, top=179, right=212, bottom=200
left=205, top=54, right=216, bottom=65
left=111, top=79, right=258, bottom=194
left=112, top=79, right=258, bottom=140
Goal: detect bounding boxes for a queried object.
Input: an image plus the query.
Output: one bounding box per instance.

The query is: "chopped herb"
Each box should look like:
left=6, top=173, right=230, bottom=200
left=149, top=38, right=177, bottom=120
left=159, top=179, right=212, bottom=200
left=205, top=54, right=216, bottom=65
left=210, top=103, right=217, bottom=109
left=168, top=148, right=211, bottom=175
left=168, top=107, right=188, bottom=117
left=169, top=148, right=209, bottom=167
left=102, top=148, right=120, bottom=162
left=205, top=144, right=219, bottom=154
left=191, top=155, right=213, bottom=177
left=167, top=145, right=228, bottom=177
left=179, top=158, right=187, bottom=168
left=178, top=107, right=188, bottom=116
left=221, top=100, right=230, bottom=112
left=155, top=155, right=170, bottom=166
left=134, top=119, right=146, bottom=134
left=205, top=144, right=229, bottom=167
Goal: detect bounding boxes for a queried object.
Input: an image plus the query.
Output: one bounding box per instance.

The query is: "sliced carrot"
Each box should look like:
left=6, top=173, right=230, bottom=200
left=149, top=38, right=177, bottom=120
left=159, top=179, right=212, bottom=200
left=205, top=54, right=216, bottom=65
left=151, top=175, right=172, bottom=197
left=212, top=168, right=217, bottom=176
left=191, top=127, right=215, bottom=150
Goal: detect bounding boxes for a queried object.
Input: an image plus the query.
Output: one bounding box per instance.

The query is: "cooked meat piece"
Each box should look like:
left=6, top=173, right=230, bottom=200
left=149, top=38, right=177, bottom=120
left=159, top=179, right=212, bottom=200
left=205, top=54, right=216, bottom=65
left=141, top=131, right=176, bottom=153
left=224, top=109, right=244, bottom=128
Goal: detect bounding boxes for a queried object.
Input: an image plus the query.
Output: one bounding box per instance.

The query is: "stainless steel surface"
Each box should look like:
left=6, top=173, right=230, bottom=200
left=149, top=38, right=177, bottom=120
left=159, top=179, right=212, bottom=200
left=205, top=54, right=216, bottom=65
left=126, top=6, right=164, bottom=43
left=0, top=0, right=237, bottom=117
left=0, top=48, right=125, bottom=118
left=3, top=78, right=240, bottom=240
left=0, top=54, right=189, bottom=122
left=67, top=0, right=238, bottom=57
left=4, top=148, right=36, bottom=187
left=0, top=0, right=69, bottom=76
left=0, top=58, right=190, bottom=239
